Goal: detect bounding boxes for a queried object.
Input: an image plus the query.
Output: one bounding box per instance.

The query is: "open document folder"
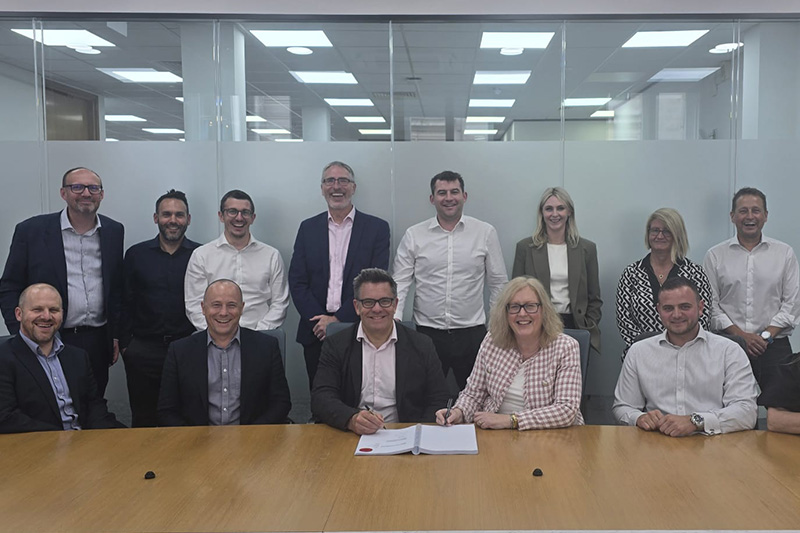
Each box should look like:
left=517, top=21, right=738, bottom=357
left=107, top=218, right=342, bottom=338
left=355, top=424, right=478, bottom=456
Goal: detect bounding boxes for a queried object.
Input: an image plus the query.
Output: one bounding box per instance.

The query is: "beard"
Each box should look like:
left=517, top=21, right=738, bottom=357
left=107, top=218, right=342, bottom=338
left=158, top=222, right=187, bottom=242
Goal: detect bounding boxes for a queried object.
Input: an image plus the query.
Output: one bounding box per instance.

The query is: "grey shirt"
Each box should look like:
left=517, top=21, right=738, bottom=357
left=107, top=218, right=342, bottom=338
left=60, top=209, right=105, bottom=328
left=207, top=329, right=242, bottom=425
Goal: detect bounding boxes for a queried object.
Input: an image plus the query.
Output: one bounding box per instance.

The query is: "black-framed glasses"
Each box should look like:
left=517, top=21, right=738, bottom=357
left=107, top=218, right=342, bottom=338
left=222, top=208, right=254, bottom=219
left=506, top=302, right=541, bottom=314
left=64, top=184, right=103, bottom=195
left=322, top=177, right=353, bottom=186
left=357, top=297, right=395, bottom=308
left=648, top=228, right=672, bottom=237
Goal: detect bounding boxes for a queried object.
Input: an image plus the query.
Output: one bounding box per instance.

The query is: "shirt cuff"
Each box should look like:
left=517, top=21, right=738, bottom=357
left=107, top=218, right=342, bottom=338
left=699, top=412, right=721, bottom=435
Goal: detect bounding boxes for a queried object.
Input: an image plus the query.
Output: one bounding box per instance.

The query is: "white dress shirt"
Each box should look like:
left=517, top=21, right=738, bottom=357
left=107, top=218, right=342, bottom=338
left=326, top=207, right=355, bottom=313
left=703, top=235, right=800, bottom=337
left=184, top=233, right=289, bottom=331
left=392, top=215, right=508, bottom=329
left=357, top=321, right=399, bottom=423
left=612, top=328, right=758, bottom=435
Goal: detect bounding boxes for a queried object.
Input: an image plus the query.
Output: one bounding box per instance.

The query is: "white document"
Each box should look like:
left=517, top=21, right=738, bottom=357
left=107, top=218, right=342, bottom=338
left=354, top=424, right=478, bottom=456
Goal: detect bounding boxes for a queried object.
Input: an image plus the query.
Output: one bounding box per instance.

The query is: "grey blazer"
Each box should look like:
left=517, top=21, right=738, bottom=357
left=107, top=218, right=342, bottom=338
left=512, top=236, right=602, bottom=353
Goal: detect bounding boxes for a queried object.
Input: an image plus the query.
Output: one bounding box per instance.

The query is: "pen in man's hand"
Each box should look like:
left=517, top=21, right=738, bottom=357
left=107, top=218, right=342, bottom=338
left=444, top=398, right=453, bottom=425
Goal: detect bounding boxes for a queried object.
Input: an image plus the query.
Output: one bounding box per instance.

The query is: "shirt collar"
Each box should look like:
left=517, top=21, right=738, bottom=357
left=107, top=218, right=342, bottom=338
left=148, top=234, right=195, bottom=251
left=427, top=215, right=465, bottom=232
left=328, top=206, right=356, bottom=224
left=727, top=234, right=769, bottom=250
left=215, top=232, right=257, bottom=250
left=657, top=325, right=708, bottom=348
left=18, top=330, right=64, bottom=359
left=60, top=208, right=101, bottom=234
left=207, top=327, right=241, bottom=349
left=356, top=321, right=398, bottom=350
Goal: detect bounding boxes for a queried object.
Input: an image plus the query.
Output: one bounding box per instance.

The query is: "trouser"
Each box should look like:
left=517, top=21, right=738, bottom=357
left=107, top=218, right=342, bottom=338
left=122, top=336, right=174, bottom=427
left=60, top=325, right=111, bottom=398
left=416, top=324, right=487, bottom=393
left=751, top=337, right=793, bottom=393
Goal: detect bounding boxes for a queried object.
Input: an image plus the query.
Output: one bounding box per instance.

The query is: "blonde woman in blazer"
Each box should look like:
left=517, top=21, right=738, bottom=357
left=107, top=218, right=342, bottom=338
left=512, top=187, right=602, bottom=354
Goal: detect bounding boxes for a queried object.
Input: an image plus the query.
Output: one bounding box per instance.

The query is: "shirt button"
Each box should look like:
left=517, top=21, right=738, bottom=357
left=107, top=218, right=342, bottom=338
left=223, top=407, right=227, bottom=412
left=223, top=388, right=228, bottom=392
left=223, top=368, right=227, bottom=373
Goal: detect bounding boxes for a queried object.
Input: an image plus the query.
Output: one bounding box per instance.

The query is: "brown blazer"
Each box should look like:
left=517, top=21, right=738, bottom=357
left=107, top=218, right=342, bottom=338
left=512, top=236, right=602, bottom=353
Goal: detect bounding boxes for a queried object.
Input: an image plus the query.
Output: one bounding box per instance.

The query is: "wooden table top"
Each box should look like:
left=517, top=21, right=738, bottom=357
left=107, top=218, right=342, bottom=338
left=1, top=424, right=798, bottom=532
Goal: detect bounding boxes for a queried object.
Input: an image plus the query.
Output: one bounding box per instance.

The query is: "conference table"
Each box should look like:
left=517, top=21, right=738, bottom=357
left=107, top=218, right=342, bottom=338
left=1, top=423, right=799, bottom=532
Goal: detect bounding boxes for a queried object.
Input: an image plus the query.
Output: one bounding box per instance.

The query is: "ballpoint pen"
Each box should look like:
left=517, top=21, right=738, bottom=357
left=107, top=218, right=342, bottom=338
left=444, top=398, right=453, bottom=425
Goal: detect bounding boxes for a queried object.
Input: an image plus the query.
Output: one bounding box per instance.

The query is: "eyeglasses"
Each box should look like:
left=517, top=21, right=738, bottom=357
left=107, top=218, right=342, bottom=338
left=357, top=297, right=395, bottom=308
left=322, top=177, right=353, bottom=186
left=506, top=302, right=541, bottom=314
left=64, top=184, right=103, bottom=195
left=222, top=208, right=254, bottom=219
left=648, top=228, right=672, bottom=237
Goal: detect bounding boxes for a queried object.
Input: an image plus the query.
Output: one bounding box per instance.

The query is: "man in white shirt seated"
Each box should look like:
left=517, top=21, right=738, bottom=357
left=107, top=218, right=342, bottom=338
left=613, top=277, right=758, bottom=436
left=392, top=171, right=508, bottom=392
left=184, top=189, right=289, bottom=331
left=311, top=268, right=450, bottom=435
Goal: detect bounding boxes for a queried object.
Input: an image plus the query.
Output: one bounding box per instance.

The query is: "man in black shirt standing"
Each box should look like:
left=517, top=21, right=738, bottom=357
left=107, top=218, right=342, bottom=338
left=121, top=190, right=199, bottom=427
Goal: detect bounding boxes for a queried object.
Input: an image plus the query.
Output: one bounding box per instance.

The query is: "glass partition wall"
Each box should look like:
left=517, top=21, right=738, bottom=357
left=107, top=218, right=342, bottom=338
left=1, top=16, right=796, bottom=421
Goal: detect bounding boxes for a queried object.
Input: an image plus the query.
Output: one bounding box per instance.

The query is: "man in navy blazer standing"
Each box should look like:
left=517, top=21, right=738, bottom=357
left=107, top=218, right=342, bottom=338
left=289, top=161, right=390, bottom=389
left=0, top=167, right=124, bottom=397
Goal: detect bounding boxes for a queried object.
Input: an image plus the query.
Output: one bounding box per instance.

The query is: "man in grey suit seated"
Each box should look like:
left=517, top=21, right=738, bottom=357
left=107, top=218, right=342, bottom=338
left=157, top=279, right=291, bottom=426
left=311, top=268, right=450, bottom=435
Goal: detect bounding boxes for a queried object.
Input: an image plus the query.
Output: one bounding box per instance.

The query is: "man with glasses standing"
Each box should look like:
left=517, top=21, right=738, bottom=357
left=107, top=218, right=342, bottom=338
left=311, top=268, right=449, bottom=434
left=289, top=161, right=389, bottom=389
left=184, top=189, right=289, bottom=331
left=0, top=167, right=124, bottom=397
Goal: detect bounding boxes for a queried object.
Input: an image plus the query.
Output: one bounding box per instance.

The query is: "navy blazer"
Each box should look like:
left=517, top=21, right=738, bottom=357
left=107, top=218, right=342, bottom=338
left=0, top=212, right=125, bottom=342
left=310, top=323, right=450, bottom=430
left=157, top=328, right=292, bottom=426
left=288, top=209, right=390, bottom=345
left=0, top=336, right=122, bottom=433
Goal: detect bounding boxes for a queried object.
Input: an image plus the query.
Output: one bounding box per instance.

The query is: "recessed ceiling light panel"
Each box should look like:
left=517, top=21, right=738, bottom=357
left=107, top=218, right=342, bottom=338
left=105, top=115, right=146, bottom=122
left=274, top=138, right=303, bottom=142
left=649, top=67, right=719, bottom=82
left=143, top=128, right=184, bottom=134
left=344, top=116, right=386, bottom=123
left=563, top=98, right=611, bottom=107
left=287, top=46, right=313, bottom=55
left=324, top=98, right=374, bottom=107
left=710, top=42, right=743, bottom=54
left=468, top=99, right=515, bottom=108
left=473, top=71, right=531, bottom=85
left=359, top=129, right=391, bottom=135
left=245, top=115, right=267, bottom=122
left=500, top=47, right=524, bottom=56
left=464, top=129, right=498, bottom=135
left=290, top=71, right=357, bottom=84
left=466, top=116, right=505, bottom=123
left=12, top=28, right=115, bottom=47
left=590, top=110, right=615, bottom=118
left=252, top=128, right=291, bottom=135
left=98, top=68, right=182, bottom=83
left=480, top=32, right=555, bottom=49
left=622, top=30, right=709, bottom=48
left=250, top=30, right=332, bottom=47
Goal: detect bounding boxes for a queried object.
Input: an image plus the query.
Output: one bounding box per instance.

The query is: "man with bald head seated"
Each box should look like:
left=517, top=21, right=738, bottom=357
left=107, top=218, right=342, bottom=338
left=158, top=279, right=291, bottom=426
left=0, top=283, right=123, bottom=433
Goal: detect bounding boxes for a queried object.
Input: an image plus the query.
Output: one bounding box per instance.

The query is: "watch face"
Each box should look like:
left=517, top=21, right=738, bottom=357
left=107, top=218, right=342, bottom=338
left=690, top=413, right=704, bottom=427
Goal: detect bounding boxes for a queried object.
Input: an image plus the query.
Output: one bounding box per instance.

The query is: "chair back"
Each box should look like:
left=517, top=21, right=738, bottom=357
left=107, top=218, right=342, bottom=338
left=259, top=328, right=286, bottom=365
left=563, top=328, right=590, bottom=393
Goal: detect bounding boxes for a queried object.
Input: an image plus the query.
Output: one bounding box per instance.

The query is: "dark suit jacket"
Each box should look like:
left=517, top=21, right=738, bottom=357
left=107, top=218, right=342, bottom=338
left=311, top=322, right=450, bottom=430
left=0, top=212, right=125, bottom=346
left=157, top=328, right=291, bottom=426
left=0, top=336, right=122, bottom=433
left=512, top=236, right=603, bottom=352
left=288, top=209, right=390, bottom=346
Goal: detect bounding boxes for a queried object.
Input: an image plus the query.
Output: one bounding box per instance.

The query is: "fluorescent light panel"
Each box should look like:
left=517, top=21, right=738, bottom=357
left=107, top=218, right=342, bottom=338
left=622, top=30, right=709, bottom=48
left=290, top=71, right=357, bottom=84
left=250, top=30, right=332, bottom=47
left=473, top=71, right=531, bottom=85
left=466, top=116, right=505, bottom=123
left=245, top=115, right=267, bottom=122
left=480, top=32, right=555, bottom=49
left=359, top=129, right=391, bottom=135
left=275, top=138, right=303, bottom=142
left=98, top=68, right=182, bottom=83
left=590, top=110, right=615, bottom=118
left=468, top=99, right=515, bottom=108
left=143, top=128, right=184, bottom=134
left=344, top=116, right=386, bottom=123
left=564, top=98, right=611, bottom=107
left=324, top=98, right=373, bottom=107
left=649, top=67, right=719, bottom=82
left=104, top=115, right=145, bottom=122
left=11, top=28, right=115, bottom=47
left=464, top=129, right=497, bottom=135
left=252, top=128, right=291, bottom=135
left=175, top=96, right=184, bottom=102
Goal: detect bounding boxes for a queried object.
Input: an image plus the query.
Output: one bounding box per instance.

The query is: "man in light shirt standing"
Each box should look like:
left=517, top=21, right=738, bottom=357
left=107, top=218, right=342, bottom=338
left=289, top=161, right=390, bottom=389
left=184, top=189, right=289, bottom=331
left=393, top=171, right=508, bottom=391
left=703, top=187, right=800, bottom=391
left=613, top=277, right=757, bottom=436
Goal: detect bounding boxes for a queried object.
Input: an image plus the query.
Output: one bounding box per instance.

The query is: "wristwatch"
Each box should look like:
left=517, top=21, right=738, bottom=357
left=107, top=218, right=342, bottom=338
left=690, top=413, right=704, bottom=431
left=761, top=331, right=774, bottom=344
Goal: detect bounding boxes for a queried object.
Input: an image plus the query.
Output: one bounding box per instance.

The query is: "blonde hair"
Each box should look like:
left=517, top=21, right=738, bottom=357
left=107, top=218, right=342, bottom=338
left=532, top=187, right=580, bottom=248
left=489, top=277, right=563, bottom=350
left=645, top=208, right=689, bottom=263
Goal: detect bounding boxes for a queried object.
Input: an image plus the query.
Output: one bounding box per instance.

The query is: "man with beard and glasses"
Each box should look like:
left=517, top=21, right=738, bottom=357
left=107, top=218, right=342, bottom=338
left=121, top=190, right=199, bottom=427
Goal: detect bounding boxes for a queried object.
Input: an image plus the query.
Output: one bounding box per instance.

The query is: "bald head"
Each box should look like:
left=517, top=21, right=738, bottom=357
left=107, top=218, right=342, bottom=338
left=19, top=283, right=62, bottom=309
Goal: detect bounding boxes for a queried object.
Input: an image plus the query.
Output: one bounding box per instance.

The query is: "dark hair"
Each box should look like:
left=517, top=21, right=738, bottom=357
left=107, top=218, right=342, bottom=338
left=62, top=167, right=101, bottom=187
left=322, top=161, right=355, bottom=182
left=430, top=170, right=465, bottom=194
left=155, top=189, right=189, bottom=214
left=659, top=277, right=701, bottom=302
left=732, top=187, right=767, bottom=213
left=219, top=189, right=255, bottom=213
left=353, top=268, right=397, bottom=300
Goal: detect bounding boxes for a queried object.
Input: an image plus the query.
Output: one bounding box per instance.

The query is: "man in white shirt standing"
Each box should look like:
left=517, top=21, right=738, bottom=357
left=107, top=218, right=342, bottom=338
left=613, top=277, right=758, bottom=436
left=184, top=190, right=289, bottom=331
left=703, top=187, right=800, bottom=391
left=393, top=171, right=508, bottom=391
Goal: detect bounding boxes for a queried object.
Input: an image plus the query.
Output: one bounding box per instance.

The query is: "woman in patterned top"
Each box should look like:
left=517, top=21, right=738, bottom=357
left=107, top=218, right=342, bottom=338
left=615, top=208, right=712, bottom=357
left=435, top=277, right=584, bottom=430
